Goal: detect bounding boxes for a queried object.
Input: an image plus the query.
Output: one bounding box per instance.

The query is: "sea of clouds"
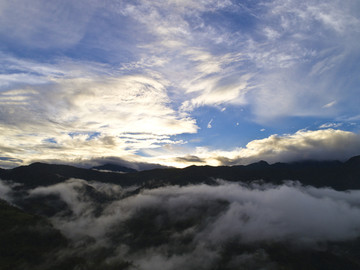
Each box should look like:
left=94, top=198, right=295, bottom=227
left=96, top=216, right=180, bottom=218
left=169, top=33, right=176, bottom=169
left=1, top=178, right=360, bottom=269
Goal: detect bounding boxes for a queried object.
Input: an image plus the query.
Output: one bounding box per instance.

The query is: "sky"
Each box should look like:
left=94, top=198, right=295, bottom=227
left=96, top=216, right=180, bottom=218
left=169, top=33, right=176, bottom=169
left=0, top=0, right=360, bottom=169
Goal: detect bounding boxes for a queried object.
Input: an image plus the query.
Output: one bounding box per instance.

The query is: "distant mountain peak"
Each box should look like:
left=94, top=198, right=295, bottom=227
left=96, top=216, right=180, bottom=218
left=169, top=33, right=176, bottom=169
left=246, top=160, right=269, bottom=168
left=345, top=155, right=360, bottom=167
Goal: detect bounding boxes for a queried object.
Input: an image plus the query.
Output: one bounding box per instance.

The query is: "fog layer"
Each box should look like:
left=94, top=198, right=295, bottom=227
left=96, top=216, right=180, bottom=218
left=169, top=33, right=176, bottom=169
left=2, top=178, right=360, bottom=269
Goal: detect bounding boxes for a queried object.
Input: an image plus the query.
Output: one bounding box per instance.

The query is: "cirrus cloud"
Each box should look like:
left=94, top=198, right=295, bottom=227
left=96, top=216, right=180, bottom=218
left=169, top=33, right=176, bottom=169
left=0, top=68, right=197, bottom=168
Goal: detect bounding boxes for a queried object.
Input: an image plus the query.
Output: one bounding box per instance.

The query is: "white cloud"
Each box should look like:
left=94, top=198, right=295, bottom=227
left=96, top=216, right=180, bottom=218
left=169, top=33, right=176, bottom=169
left=1, top=0, right=360, bottom=168
left=0, top=69, right=198, bottom=167
left=319, top=122, right=342, bottom=129
left=14, top=179, right=360, bottom=267
left=323, top=101, right=337, bottom=108
left=242, top=0, right=360, bottom=122
left=157, top=129, right=360, bottom=167
left=192, top=182, right=360, bottom=245
left=225, top=129, right=360, bottom=165
left=207, top=119, right=213, bottom=129
left=25, top=179, right=360, bottom=244
left=153, top=0, right=360, bottom=121
left=29, top=179, right=91, bottom=216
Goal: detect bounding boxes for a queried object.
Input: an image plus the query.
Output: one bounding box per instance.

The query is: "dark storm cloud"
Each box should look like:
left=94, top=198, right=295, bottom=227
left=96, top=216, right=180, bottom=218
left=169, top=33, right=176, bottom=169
left=84, top=156, right=172, bottom=171
left=174, top=155, right=205, bottom=163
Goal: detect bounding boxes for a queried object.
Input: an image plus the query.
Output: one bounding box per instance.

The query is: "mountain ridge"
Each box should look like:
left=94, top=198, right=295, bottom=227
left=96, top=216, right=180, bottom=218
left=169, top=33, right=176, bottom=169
left=1, top=156, right=360, bottom=270
left=0, top=155, right=359, bottom=190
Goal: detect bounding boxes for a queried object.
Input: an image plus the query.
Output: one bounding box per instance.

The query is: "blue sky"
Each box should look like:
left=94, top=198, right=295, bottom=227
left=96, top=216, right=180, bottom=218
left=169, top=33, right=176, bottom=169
left=0, top=0, right=360, bottom=168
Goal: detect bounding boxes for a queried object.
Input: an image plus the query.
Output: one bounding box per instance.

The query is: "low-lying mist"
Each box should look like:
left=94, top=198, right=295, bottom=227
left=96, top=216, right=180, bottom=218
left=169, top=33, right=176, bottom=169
left=2, top=178, right=360, bottom=270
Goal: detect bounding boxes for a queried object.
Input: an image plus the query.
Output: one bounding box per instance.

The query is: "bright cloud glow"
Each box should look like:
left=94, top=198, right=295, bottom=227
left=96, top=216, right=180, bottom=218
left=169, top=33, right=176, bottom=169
left=148, top=129, right=360, bottom=167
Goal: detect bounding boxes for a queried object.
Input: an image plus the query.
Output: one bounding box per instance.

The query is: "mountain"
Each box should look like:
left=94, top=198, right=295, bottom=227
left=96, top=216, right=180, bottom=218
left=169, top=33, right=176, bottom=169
left=1, top=156, right=360, bottom=270
left=0, top=155, right=360, bottom=190
left=0, top=199, right=67, bottom=270
left=345, top=155, right=360, bottom=167
left=0, top=199, right=130, bottom=270
left=91, top=163, right=137, bottom=173
left=0, top=162, right=131, bottom=188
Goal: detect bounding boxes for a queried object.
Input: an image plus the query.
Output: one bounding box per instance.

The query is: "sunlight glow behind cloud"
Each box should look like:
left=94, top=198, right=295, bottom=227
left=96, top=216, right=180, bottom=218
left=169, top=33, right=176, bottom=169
left=0, top=0, right=359, bottom=167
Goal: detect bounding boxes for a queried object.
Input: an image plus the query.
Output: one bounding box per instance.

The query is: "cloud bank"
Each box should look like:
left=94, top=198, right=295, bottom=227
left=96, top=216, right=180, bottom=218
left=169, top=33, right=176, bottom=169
left=3, top=177, right=360, bottom=269
left=148, top=129, right=360, bottom=167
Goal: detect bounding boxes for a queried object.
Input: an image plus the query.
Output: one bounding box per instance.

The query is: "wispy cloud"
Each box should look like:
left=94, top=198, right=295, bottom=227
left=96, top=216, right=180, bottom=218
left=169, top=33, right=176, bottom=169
left=207, top=119, right=213, bottom=129
left=319, top=122, right=342, bottom=129
left=0, top=0, right=359, bottom=167
left=122, top=0, right=360, bottom=122
left=0, top=62, right=198, bottom=167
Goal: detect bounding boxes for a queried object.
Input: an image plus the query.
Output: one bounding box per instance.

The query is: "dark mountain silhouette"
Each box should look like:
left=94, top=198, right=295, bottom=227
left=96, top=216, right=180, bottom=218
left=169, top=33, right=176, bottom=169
left=1, top=156, right=360, bottom=270
left=0, top=162, right=133, bottom=188
left=0, top=199, right=67, bottom=269
left=0, top=155, right=359, bottom=190
left=0, top=200, right=131, bottom=270
left=91, top=163, right=137, bottom=173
